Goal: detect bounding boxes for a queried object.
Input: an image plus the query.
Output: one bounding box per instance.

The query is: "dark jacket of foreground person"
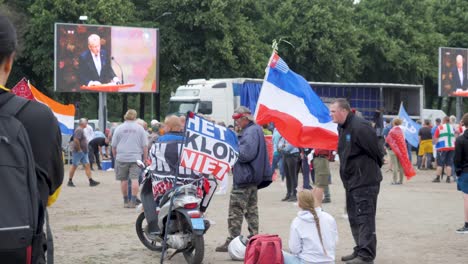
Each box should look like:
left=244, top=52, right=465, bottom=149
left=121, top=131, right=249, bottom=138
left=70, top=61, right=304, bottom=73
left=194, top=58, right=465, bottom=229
left=337, top=113, right=383, bottom=191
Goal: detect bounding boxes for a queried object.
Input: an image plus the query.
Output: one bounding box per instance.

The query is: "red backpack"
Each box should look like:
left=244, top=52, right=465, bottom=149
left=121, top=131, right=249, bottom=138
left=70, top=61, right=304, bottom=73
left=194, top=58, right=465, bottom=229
left=244, top=234, right=284, bottom=264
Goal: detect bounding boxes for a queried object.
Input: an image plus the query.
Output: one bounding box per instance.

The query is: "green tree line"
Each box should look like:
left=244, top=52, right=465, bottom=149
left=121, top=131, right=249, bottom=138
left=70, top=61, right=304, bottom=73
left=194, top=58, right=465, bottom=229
left=1, top=0, right=467, bottom=121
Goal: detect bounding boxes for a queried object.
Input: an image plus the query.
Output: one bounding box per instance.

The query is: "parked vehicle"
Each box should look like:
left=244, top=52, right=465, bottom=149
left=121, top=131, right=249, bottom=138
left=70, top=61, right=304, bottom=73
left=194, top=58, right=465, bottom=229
left=168, top=78, right=262, bottom=125
left=135, top=161, right=210, bottom=264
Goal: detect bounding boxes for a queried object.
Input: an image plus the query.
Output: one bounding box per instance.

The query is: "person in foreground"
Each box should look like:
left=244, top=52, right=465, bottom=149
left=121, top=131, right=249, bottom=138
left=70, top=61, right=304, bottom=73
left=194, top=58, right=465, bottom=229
left=0, top=13, right=64, bottom=263
left=283, top=190, right=338, bottom=264
left=454, top=113, right=468, bottom=234
left=330, top=98, right=383, bottom=264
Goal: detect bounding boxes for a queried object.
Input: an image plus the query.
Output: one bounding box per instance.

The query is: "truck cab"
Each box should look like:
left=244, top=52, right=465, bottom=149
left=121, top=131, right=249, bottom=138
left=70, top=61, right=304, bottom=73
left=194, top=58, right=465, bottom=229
left=168, top=78, right=262, bottom=125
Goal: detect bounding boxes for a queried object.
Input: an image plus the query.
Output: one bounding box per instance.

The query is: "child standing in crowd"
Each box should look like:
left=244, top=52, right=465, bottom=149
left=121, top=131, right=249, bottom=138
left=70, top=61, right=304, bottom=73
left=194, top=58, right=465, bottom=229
left=283, top=190, right=338, bottom=264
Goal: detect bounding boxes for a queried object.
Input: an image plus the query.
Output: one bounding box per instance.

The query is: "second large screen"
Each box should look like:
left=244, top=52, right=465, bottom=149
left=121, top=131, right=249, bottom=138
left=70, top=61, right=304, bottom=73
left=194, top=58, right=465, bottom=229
left=55, top=23, right=159, bottom=93
left=439, top=47, right=468, bottom=97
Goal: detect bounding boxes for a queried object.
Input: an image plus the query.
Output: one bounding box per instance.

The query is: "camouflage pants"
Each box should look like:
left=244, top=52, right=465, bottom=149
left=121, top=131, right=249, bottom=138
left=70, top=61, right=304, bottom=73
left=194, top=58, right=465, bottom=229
left=227, top=185, right=258, bottom=241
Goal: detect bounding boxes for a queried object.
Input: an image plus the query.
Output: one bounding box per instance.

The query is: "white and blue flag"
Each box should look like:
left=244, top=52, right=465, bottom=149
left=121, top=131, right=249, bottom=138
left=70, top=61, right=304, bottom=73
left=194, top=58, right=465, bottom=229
left=398, top=103, right=421, bottom=147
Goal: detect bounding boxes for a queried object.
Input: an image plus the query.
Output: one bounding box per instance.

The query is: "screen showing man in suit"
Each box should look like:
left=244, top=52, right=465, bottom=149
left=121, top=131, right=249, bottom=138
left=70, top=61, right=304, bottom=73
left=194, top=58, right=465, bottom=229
left=451, top=55, right=466, bottom=90
left=54, top=23, right=159, bottom=93
left=79, top=34, right=119, bottom=86
left=439, top=47, right=468, bottom=97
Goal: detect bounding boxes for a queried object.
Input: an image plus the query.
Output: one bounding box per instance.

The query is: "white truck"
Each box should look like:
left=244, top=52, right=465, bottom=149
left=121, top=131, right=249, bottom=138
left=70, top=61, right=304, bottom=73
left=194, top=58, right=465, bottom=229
left=167, top=78, right=263, bottom=125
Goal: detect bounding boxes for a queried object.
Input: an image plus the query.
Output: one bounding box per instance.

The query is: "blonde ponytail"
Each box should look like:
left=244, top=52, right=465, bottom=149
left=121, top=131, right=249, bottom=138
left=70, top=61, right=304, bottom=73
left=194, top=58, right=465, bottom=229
left=308, top=207, right=327, bottom=256
left=298, top=190, right=327, bottom=256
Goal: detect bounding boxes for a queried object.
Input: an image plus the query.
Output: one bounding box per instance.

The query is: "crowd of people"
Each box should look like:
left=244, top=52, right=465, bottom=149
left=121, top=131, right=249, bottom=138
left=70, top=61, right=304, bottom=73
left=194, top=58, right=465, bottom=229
left=62, top=99, right=468, bottom=264
left=380, top=113, right=468, bottom=235
left=1, top=12, right=467, bottom=264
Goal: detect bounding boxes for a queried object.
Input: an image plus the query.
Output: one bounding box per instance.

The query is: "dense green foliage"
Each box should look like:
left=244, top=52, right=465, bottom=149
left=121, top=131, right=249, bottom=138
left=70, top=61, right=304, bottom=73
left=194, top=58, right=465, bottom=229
left=1, top=0, right=467, bottom=120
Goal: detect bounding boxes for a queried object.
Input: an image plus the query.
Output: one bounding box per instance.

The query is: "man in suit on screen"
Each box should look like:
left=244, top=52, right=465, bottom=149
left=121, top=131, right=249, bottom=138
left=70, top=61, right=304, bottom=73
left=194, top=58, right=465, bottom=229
left=451, top=54, right=467, bottom=93
left=78, top=34, right=120, bottom=87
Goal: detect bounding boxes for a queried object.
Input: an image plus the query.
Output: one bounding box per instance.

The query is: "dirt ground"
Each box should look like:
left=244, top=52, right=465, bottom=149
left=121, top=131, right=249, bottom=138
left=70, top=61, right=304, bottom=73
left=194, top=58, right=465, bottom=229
left=50, top=162, right=467, bottom=264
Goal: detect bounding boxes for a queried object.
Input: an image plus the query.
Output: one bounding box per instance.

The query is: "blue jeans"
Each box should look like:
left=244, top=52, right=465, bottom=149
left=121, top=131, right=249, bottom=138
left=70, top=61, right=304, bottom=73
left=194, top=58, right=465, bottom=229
left=406, top=141, right=412, bottom=162
left=272, top=153, right=285, bottom=181
left=283, top=251, right=302, bottom=264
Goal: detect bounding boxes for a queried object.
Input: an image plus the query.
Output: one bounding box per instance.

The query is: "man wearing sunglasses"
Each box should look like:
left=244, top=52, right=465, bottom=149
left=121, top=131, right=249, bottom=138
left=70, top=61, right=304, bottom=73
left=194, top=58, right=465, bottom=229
left=216, top=106, right=271, bottom=252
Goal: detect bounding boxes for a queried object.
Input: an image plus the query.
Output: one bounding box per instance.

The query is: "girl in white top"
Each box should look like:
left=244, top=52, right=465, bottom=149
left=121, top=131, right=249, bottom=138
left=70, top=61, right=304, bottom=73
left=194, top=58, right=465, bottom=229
left=283, top=190, right=338, bottom=264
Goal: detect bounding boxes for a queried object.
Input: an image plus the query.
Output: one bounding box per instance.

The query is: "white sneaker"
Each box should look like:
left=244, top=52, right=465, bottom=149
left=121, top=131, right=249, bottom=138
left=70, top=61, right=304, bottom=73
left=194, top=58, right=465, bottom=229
left=106, top=168, right=114, bottom=172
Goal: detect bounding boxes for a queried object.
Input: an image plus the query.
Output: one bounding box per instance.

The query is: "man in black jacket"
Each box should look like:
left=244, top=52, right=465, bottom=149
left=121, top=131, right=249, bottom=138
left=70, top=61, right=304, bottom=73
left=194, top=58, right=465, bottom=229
left=330, top=98, right=383, bottom=264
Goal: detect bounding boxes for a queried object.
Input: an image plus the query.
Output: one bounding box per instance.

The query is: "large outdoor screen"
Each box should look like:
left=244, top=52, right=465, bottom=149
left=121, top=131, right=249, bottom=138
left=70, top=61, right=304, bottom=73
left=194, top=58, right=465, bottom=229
left=439, top=47, right=468, bottom=97
left=55, top=23, right=159, bottom=93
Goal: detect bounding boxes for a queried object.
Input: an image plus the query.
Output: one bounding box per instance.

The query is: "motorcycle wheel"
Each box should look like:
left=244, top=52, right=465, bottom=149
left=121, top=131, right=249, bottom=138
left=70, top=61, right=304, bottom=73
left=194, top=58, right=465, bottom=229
left=135, top=212, right=163, bottom=251
left=183, top=234, right=204, bottom=264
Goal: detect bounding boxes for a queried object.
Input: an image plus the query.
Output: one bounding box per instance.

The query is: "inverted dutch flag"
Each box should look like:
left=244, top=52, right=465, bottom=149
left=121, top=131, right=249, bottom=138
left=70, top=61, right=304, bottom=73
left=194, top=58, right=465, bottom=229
left=255, top=52, right=338, bottom=150
left=12, top=78, right=75, bottom=135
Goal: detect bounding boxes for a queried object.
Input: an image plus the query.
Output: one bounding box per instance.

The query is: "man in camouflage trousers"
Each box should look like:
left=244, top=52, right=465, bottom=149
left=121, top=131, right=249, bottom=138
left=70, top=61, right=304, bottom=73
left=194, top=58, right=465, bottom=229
left=216, top=106, right=270, bottom=252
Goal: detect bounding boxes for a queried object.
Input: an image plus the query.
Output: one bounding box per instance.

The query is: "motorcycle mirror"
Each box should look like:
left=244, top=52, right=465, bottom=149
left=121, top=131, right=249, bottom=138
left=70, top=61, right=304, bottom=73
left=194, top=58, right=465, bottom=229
left=136, top=160, right=145, bottom=168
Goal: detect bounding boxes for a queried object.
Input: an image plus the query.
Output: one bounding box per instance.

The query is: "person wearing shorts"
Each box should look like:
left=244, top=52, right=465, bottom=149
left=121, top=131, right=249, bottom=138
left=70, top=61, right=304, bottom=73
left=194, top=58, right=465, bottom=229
left=68, top=119, right=100, bottom=187
left=418, top=120, right=433, bottom=170
left=433, top=116, right=456, bottom=183
left=312, top=149, right=333, bottom=204
left=112, top=109, right=148, bottom=208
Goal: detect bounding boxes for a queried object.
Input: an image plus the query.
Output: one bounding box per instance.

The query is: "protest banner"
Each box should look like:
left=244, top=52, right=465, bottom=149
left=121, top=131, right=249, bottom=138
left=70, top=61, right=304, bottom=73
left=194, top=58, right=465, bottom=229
left=180, top=112, right=239, bottom=180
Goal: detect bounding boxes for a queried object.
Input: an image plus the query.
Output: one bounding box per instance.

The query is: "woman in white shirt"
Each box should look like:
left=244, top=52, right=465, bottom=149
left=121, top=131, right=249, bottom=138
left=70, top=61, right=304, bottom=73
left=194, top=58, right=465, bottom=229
left=283, top=190, right=338, bottom=264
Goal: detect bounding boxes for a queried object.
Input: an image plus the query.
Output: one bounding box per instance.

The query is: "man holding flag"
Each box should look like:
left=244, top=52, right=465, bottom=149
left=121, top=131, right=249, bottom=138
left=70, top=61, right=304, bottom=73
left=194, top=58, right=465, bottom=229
left=216, top=106, right=271, bottom=252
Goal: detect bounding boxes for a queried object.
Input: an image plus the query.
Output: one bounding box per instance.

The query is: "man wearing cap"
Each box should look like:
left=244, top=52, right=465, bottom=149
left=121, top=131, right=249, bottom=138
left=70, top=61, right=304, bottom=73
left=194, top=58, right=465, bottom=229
left=216, top=106, right=271, bottom=252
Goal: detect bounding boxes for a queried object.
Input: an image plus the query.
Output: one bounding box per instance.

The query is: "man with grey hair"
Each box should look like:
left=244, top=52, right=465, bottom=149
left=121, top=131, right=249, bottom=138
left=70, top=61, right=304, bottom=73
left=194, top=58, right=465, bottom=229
left=112, top=109, right=148, bottom=208
left=216, top=106, right=272, bottom=252
left=330, top=98, right=383, bottom=264
left=78, top=33, right=120, bottom=87
left=451, top=54, right=467, bottom=93
left=81, top=117, right=94, bottom=144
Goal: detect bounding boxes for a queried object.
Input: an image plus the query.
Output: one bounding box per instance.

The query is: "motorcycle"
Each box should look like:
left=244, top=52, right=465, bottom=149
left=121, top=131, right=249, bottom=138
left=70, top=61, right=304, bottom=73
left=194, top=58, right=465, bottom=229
left=135, top=160, right=210, bottom=264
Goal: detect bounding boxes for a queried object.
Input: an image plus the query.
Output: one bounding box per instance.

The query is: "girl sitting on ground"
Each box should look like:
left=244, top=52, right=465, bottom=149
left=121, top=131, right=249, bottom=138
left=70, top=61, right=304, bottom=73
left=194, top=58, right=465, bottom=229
left=283, top=190, right=338, bottom=264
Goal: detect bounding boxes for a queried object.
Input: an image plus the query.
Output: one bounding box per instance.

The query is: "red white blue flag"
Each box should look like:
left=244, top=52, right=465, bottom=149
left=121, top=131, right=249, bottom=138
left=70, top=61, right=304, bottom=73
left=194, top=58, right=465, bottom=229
left=255, top=52, right=338, bottom=150
left=12, top=78, right=76, bottom=135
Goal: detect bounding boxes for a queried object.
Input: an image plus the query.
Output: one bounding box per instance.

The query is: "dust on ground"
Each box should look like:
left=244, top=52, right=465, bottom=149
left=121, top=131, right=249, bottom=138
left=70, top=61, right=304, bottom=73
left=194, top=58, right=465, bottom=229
left=50, top=163, right=466, bottom=264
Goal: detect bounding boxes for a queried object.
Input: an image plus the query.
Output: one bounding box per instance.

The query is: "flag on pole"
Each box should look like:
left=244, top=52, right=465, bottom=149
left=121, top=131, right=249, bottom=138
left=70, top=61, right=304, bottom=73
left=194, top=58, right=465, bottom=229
left=398, top=103, right=421, bottom=148
left=255, top=52, right=338, bottom=150
left=180, top=112, right=239, bottom=180
left=12, top=78, right=76, bottom=135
